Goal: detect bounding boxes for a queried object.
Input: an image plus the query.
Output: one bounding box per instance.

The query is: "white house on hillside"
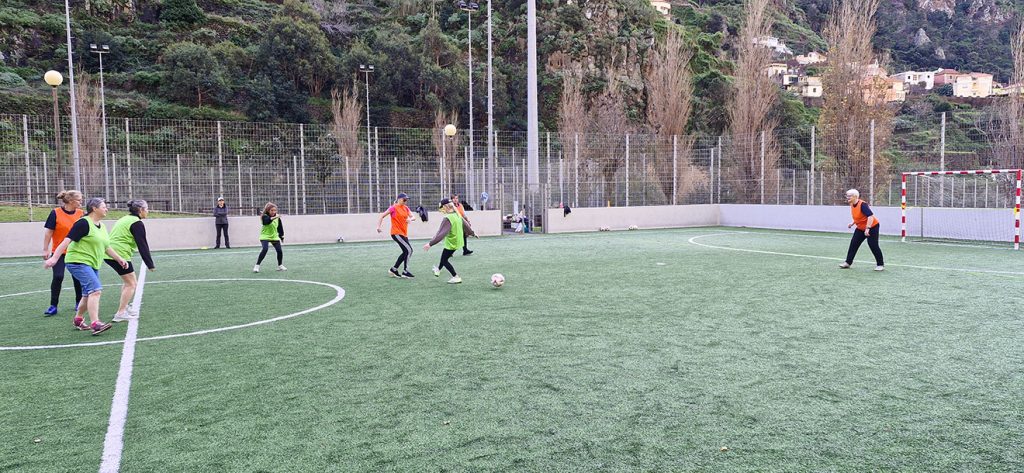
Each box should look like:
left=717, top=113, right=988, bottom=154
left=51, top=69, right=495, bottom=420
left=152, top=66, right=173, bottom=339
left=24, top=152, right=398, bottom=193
left=892, top=70, right=936, bottom=90
left=795, top=52, right=827, bottom=66
left=754, top=36, right=793, bottom=56
left=649, top=0, right=670, bottom=16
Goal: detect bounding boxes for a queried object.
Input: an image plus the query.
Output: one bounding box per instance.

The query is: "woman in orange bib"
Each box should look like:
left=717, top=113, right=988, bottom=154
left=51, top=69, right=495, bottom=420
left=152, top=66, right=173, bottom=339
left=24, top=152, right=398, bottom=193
left=839, top=189, right=884, bottom=271
left=376, top=193, right=417, bottom=278
left=41, top=190, right=85, bottom=315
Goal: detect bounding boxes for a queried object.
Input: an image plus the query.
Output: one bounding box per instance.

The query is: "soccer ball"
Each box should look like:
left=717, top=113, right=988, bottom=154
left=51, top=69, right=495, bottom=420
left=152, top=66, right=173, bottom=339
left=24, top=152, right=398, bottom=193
left=628, top=225, right=639, bottom=231
left=491, top=273, right=505, bottom=288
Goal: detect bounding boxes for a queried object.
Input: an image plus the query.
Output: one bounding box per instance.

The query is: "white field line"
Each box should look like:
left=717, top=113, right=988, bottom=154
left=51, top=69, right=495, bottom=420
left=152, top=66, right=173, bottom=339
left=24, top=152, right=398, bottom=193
left=99, top=267, right=147, bottom=473
left=687, top=233, right=1024, bottom=277
left=0, top=278, right=345, bottom=351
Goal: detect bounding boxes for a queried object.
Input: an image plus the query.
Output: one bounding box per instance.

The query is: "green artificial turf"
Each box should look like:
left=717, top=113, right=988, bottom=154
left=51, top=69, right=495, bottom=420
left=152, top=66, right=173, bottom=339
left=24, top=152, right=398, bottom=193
left=1, top=227, right=1022, bottom=471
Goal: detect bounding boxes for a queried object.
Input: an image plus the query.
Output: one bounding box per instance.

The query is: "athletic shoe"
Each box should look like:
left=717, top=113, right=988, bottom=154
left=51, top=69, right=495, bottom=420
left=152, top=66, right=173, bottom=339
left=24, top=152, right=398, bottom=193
left=126, top=304, right=139, bottom=317
left=253, top=264, right=260, bottom=273
left=277, top=265, right=287, bottom=271
left=874, top=265, right=885, bottom=271
left=91, top=321, right=112, bottom=335
left=73, top=317, right=90, bottom=331
left=463, top=250, right=474, bottom=256
left=447, top=276, right=463, bottom=284
left=838, top=262, right=851, bottom=269
left=432, top=267, right=441, bottom=277
left=112, top=312, right=137, bottom=323
left=44, top=305, right=58, bottom=316
left=214, top=246, right=221, bottom=249
left=402, top=271, right=415, bottom=278
left=389, top=268, right=402, bottom=278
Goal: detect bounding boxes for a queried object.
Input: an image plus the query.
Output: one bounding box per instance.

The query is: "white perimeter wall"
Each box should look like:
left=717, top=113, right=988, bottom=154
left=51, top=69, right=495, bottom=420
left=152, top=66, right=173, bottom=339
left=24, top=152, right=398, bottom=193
left=1, top=210, right=502, bottom=258
left=719, top=204, right=904, bottom=236
left=545, top=205, right=718, bottom=233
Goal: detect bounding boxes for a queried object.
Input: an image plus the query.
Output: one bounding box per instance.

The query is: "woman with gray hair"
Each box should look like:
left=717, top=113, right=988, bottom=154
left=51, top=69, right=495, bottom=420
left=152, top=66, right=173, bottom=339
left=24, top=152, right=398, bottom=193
left=840, top=189, right=884, bottom=271
left=105, top=199, right=157, bottom=322
left=44, top=197, right=128, bottom=335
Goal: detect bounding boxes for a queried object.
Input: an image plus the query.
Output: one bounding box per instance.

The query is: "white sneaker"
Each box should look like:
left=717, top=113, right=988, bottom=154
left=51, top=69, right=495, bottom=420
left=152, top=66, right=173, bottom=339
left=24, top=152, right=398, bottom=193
left=874, top=265, right=885, bottom=271
left=432, top=267, right=440, bottom=277
left=112, top=312, right=136, bottom=323
left=253, top=264, right=260, bottom=273
left=447, top=276, right=462, bottom=284
left=277, top=265, right=287, bottom=271
left=838, top=262, right=851, bottom=269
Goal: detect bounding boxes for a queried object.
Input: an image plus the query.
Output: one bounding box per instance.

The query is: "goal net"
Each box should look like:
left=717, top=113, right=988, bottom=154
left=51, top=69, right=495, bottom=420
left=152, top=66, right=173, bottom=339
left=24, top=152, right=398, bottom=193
left=901, top=169, right=1022, bottom=249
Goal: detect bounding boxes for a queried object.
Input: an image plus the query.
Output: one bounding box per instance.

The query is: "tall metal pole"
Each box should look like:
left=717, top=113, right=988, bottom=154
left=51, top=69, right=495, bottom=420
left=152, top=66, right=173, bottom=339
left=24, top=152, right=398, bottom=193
left=360, top=65, right=373, bottom=210
left=91, top=44, right=110, bottom=198
left=64, top=0, right=82, bottom=190
left=486, top=0, right=494, bottom=207
left=526, top=0, right=540, bottom=197
left=466, top=9, right=475, bottom=193
left=51, top=85, right=64, bottom=190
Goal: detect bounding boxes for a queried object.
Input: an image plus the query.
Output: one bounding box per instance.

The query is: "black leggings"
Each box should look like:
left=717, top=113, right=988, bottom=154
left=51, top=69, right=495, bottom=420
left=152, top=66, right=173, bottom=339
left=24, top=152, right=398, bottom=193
left=392, top=234, right=412, bottom=270
left=50, top=253, right=83, bottom=307
left=846, top=224, right=884, bottom=266
left=216, top=224, right=230, bottom=248
left=257, top=240, right=283, bottom=265
left=439, top=248, right=457, bottom=277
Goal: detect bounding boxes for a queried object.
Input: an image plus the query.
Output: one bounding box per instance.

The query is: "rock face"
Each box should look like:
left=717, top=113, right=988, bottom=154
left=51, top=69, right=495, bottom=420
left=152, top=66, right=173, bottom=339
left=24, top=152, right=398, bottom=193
left=913, top=28, right=931, bottom=47
left=934, top=47, right=946, bottom=60
left=917, top=0, right=955, bottom=18
left=916, top=0, right=1010, bottom=24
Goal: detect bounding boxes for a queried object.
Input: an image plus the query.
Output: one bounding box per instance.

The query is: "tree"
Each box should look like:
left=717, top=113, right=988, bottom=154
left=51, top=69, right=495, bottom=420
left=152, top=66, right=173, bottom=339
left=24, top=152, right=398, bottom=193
left=819, top=0, right=894, bottom=199
left=727, top=0, right=780, bottom=204
left=646, top=27, right=705, bottom=204
left=990, top=19, right=1024, bottom=176
left=257, top=0, right=337, bottom=97
left=160, top=0, right=205, bottom=26
left=160, top=41, right=229, bottom=107
left=331, top=84, right=364, bottom=213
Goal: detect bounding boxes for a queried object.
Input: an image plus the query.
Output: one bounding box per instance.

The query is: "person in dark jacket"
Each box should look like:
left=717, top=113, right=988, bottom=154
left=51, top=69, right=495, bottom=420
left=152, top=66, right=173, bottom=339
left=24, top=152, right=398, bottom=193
left=213, top=197, right=230, bottom=249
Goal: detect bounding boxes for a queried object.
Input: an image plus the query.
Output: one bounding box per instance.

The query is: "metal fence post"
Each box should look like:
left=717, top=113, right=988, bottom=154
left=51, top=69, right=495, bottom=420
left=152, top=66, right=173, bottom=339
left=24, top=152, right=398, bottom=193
left=810, top=126, right=816, bottom=205
left=237, top=155, right=243, bottom=216
left=393, top=155, right=398, bottom=199
left=249, top=167, right=255, bottom=214
left=717, top=136, right=722, bottom=204
left=760, top=130, right=766, bottom=205
left=217, top=121, right=224, bottom=197
left=869, top=119, right=876, bottom=203
left=125, top=119, right=133, bottom=201
left=939, top=112, right=946, bottom=206
left=176, top=154, right=183, bottom=212
left=625, top=134, right=630, bottom=207
left=708, top=146, right=713, bottom=205
left=111, top=153, right=117, bottom=204
left=23, top=115, right=33, bottom=221
left=672, top=135, right=679, bottom=205
left=374, top=127, right=381, bottom=212
left=42, top=152, right=50, bottom=199
left=299, top=124, right=307, bottom=214
left=574, top=133, right=579, bottom=207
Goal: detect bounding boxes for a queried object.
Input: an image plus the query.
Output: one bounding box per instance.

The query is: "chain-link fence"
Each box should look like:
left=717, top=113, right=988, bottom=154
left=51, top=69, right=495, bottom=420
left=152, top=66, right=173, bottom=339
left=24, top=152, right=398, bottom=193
left=2, top=111, right=1021, bottom=221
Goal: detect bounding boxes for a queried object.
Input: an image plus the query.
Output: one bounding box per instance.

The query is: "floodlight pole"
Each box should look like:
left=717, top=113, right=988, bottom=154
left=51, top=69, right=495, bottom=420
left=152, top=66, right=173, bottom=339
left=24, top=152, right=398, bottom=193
left=91, top=44, right=111, bottom=197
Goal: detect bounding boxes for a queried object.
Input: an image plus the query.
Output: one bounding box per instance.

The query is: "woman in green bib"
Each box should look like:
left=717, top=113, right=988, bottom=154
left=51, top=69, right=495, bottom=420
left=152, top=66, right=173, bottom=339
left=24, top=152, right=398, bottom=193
left=254, top=202, right=285, bottom=273
left=44, top=197, right=129, bottom=335
left=423, top=198, right=477, bottom=284
left=105, top=199, right=157, bottom=322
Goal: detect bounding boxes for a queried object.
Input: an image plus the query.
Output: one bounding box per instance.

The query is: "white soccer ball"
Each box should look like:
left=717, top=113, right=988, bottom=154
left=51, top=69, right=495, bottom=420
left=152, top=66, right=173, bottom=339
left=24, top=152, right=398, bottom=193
left=491, top=273, right=505, bottom=288
left=628, top=225, right=639, bottom=231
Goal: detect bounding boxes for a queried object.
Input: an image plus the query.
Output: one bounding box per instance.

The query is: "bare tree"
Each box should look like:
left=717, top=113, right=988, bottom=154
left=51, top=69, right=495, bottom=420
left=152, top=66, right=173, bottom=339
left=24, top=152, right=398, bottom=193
left=432, top=109, right=462, bottom=195
left=820, top=0, right=893, bottom=200
left=646, top=28, right=705, bottom=203
left=727, top=0, right=780, bottom=203
left=74, top=73, right=105, bottom=198
left=331, top=84, right=364, bottom=213
left=992, top=19, right=1024, bottom=171
left=589, top=64, right=636, bottom=205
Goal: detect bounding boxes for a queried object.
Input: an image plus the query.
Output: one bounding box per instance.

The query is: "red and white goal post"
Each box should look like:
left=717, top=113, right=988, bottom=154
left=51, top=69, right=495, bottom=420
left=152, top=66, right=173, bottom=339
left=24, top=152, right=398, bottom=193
left=900, top=169, right=1022, bottom=250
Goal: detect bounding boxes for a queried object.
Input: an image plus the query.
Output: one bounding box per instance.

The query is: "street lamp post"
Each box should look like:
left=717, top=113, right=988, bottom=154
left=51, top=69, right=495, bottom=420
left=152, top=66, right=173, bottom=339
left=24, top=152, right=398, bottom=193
left=458, top=1, right=479, bottom=203
left=359, top=64, right=374, bottom=209
left=486, top=0, right=494, bottom=211
left=44, top=70, right=65, bottom=191
left=63, top=0, right=82, bottom=191
left=90, top=43, right=111, bottom=198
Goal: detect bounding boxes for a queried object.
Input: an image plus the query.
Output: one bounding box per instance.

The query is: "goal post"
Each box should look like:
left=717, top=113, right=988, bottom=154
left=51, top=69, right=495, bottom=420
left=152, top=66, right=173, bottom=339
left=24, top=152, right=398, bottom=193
left=900, top=169, right=1022, bottom=250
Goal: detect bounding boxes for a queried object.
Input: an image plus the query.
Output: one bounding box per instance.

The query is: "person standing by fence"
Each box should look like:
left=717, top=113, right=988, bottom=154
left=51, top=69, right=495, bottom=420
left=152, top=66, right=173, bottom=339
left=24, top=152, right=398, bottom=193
left=254, top=203, right=285, bottom=273
left=213, top=197, right=231, bottom=249
left=42, top=190, right=84, bottom=316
